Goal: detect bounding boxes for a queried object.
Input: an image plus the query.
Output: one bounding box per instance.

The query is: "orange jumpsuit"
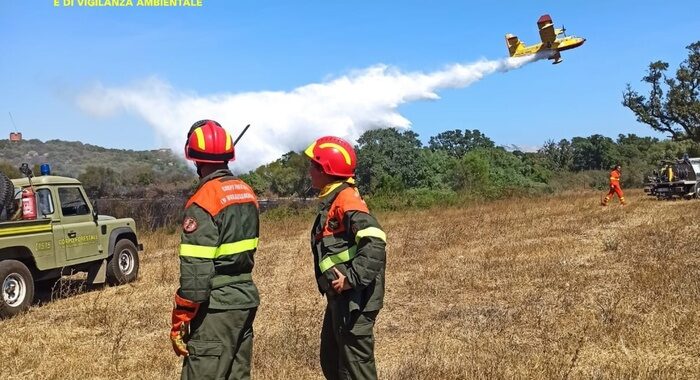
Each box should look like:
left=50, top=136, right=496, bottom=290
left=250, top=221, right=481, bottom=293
left=603, top=168, right=625, bottom=205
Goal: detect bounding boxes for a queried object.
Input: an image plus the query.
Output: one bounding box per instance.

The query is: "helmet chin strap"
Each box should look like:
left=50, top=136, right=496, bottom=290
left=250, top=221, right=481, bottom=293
left=196, top=163, right=203, bottom=178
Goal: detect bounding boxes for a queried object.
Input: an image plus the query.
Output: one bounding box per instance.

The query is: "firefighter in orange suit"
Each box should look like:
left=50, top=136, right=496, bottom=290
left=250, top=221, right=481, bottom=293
left=305, top=136, right=387, bottom=380
left=170, top=119, right=260, bottom=380
left=602, top=164, right=626, bottom=206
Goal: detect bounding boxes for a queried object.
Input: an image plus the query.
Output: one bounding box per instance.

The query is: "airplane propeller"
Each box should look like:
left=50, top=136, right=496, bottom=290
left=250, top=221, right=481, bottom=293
left=561, top=25, right=567, bottom=36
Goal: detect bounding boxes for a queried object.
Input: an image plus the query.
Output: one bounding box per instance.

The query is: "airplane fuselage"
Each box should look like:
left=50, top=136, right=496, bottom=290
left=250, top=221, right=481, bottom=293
left=513, top=36, right=586, bottom=61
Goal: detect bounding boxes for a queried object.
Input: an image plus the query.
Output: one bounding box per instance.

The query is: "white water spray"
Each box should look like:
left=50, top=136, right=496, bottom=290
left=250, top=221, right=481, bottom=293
left=77, top=55, right=539, bottom=172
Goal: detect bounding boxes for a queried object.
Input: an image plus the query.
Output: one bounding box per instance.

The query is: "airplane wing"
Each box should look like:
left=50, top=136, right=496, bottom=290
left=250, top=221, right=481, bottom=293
left=537, top=14, right=556, bottom=44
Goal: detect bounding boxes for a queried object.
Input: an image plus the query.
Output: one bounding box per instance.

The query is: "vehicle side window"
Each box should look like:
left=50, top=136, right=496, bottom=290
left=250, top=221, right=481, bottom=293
left=37, top=189, right=54, bottom=216
left=58, top=187, right=90, bottom=217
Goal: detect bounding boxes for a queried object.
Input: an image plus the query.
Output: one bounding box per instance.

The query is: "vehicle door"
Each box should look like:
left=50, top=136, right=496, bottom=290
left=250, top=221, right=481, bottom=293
left=55, top=186, right=100, bottom=261
left=32, top=187, right=67, bottom=268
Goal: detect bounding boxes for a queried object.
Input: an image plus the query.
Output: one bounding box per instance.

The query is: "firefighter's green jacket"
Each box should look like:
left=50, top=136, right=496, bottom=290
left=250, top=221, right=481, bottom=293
left=178, top=169, right=260, bottom=310
left=311, top=181, right=386, bottom=312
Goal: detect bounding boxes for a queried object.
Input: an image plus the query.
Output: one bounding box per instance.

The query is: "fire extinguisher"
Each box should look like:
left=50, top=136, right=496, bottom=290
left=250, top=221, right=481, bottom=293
left=21, top=187, right=37, bottom=220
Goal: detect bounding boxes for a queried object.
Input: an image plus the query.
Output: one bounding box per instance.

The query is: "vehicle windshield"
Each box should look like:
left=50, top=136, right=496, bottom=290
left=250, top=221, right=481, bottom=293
left=58, top=187, right=90, bottom=217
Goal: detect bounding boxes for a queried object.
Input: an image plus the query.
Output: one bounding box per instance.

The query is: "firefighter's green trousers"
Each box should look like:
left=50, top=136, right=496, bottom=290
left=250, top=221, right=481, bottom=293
left=320, top=301, right=379, bottom=380
left=181, top=307, right=257, bottom=380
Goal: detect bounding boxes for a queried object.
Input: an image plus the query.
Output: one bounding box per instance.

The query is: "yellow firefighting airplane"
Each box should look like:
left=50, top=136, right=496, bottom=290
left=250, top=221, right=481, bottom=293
left=505, top=14, right=585, bottom=64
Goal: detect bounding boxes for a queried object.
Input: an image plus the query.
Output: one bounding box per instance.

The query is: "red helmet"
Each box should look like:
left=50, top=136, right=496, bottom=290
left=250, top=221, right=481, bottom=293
left=304, top=136, right=357, bottom=177
left=184, top=120, right=235, bottom=164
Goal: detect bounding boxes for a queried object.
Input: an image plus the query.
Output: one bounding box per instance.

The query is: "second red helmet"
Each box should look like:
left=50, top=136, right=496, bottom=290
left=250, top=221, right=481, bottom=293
left=304, top=136, right=357, bottom=177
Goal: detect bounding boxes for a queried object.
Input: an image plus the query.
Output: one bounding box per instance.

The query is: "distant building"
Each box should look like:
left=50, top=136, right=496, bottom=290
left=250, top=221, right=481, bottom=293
left=9, top=132, right=22, bottom=142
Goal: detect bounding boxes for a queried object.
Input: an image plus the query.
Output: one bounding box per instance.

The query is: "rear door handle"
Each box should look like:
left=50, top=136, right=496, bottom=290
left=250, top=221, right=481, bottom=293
left=67, top=231, right=77, bottom=238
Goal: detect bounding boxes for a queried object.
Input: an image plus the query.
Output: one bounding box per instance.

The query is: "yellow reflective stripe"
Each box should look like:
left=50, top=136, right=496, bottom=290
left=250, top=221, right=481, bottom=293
left=180, top=238, right=259, bottom=259
left=319, top=142, right=351, bottom=165
left=217, top=238, right=259, bottom=257
left=355, top=227, right=386, bottom=243
left=319, top=246, right=357, bottom=273
left=0, top=224, right=52, bottom=237
left=194, top=127, right=206, bottom=150
left=180, top=244, right=217, bottom=258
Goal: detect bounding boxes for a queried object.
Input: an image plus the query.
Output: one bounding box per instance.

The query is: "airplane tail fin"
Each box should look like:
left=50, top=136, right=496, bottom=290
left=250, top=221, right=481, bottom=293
left=505, top=34, right=524, bottom=57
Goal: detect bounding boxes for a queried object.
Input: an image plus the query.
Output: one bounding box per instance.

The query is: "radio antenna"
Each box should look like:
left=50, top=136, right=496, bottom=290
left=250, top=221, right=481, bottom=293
left=8, top=112, right=18, bottom=130
left=233, top=124, right=251, bottom=146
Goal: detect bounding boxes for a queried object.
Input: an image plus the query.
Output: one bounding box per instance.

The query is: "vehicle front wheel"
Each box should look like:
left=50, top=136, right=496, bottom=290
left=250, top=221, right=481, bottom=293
left=0, top=260, right=35, bottom=319
left=106, top=239, right=140, bottom=285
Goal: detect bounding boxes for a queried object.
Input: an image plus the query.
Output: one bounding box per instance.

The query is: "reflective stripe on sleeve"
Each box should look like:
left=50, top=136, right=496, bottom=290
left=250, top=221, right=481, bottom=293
left=217, top=238, right=259, bottom=257
left=319, top=246, right=357, bottom=273
left=179, top=244, right=216, bottom=258
left=180, top=237, right=259, bottom=259
left=355, top=226, right=386, bottom=243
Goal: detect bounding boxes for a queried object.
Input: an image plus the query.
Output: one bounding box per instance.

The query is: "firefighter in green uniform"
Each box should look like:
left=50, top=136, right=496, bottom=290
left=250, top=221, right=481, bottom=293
left=304, top=136, right=387, bottom=380
left=170, top=119, right=260, bottom=380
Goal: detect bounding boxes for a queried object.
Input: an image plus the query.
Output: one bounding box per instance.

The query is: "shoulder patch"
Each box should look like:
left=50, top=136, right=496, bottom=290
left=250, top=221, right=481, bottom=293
left=182, top=216, right=198, bottom=233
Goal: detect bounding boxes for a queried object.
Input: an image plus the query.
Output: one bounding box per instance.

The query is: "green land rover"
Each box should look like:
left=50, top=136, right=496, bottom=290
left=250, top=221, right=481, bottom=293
left=0, top=172, right=143, bottom=318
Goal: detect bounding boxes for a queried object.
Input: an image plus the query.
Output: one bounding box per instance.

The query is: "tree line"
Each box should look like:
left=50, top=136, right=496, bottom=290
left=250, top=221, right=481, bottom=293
left=238, top=129, right=699, bottom=204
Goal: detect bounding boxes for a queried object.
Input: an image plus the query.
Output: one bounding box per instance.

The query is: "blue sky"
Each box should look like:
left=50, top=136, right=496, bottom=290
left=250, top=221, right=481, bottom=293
left=2, top=0, right=699, bottom=159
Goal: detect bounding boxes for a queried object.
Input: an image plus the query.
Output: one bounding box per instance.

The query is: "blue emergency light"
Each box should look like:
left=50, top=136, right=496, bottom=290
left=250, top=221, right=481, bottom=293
left=40, top=163, right=51, bottom=176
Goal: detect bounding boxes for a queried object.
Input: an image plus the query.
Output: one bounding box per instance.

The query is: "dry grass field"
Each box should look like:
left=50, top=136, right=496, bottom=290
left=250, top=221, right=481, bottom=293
left=1, top=190, right=699, bottom=379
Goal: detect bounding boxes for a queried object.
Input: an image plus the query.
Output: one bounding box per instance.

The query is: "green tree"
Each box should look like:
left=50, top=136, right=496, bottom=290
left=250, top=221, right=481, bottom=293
left=539, top=139, right=574, bottom=171
left=570, top=135, right=621, bottom=171
left=0, top=161, right=21, bottom=179
left=453, top=150, right=490, bottom=194
left=246, top=151, right=310, bottom=197
left=355, top=128, right=425, bottom=194
left=414, top=149, right=457, bottom=190
left=453, top=147, right=549, bottom=198
left=482, top=148, right=545, bottom=194
left=238, top=171, right=272, bottom=197
left=615, top=134, right=660, bottom=165
left=623, top=41, right=700, bottom=141
left=428, top=129, right=495, bottom=158
left=79, top=166, right=120, bottom=197
left=645, top=139, right=700, bottom=164
left=129, top=165, right=156, bottom=186
left=515, top=151, right=552, bottom=183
